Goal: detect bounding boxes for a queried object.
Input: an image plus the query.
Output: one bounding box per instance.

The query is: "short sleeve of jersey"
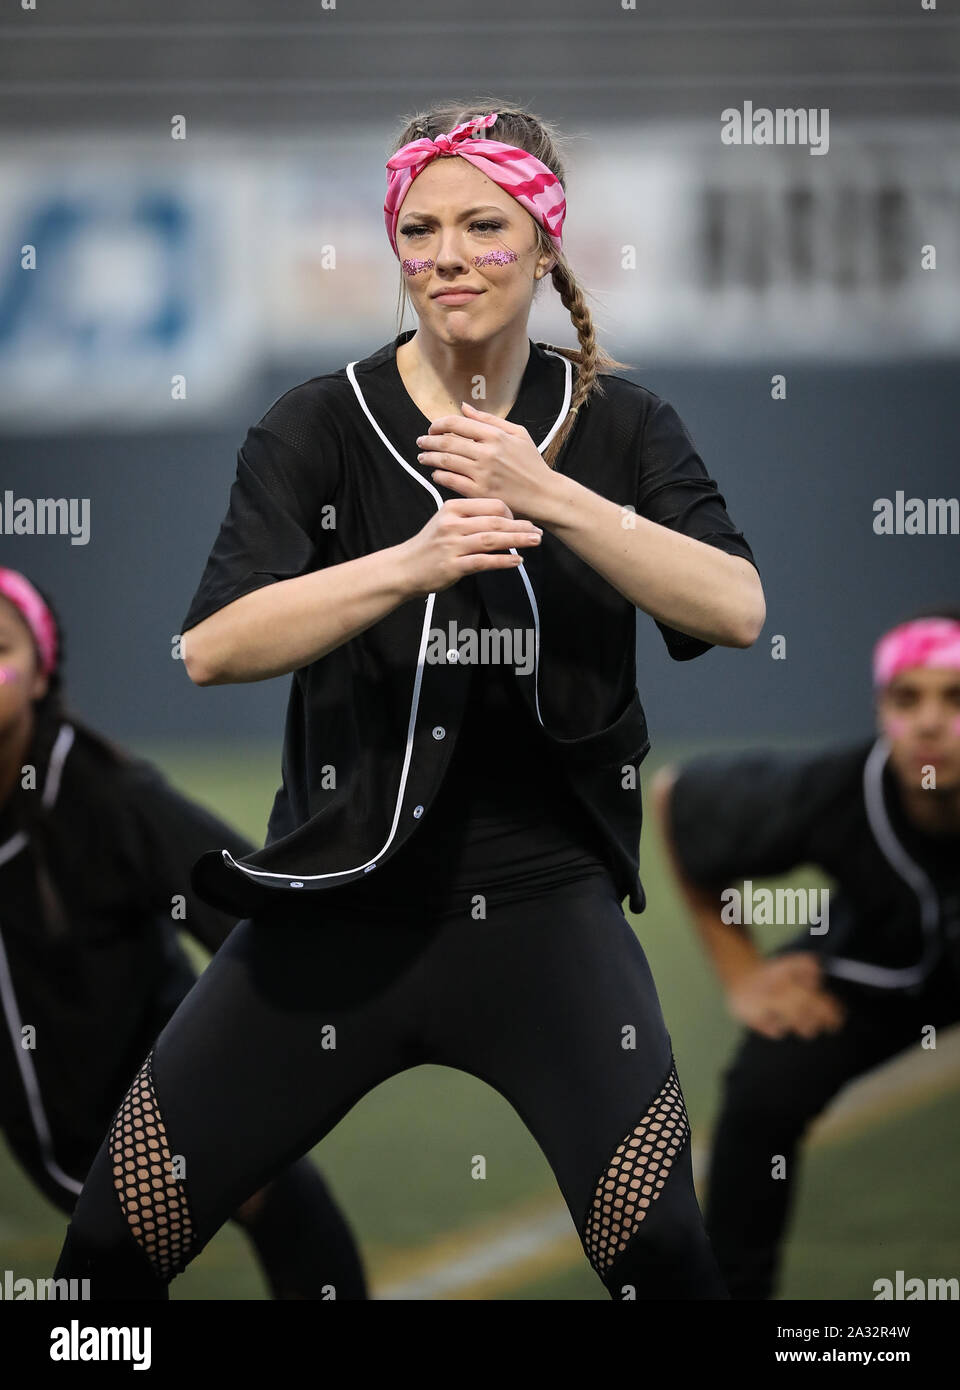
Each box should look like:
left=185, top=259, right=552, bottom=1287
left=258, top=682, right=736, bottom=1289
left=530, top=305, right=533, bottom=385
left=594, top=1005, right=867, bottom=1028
left=667, top=745, right=862, bottom=885
left=181, top=385, right=342, bottom=634
left=636, top=396, right=759, bottom=661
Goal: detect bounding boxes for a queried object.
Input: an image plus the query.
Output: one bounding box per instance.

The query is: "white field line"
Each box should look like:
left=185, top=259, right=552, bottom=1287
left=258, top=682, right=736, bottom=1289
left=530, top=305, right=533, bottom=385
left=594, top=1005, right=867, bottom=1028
left=374, top=1027, right=960, bottom=1299
left=376, top=1207, right=579, bottom=1301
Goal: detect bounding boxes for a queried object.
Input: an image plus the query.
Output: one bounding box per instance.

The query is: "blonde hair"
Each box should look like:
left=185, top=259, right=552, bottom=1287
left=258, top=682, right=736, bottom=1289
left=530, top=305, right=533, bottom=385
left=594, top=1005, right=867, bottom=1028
left=388, top=100, right=631, bottom=468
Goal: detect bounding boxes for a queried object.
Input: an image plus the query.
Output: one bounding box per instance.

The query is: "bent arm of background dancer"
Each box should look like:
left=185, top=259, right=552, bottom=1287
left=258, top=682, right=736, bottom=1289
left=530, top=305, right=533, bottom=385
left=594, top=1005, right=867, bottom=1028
left=651, top=764, right=845, bottom=1040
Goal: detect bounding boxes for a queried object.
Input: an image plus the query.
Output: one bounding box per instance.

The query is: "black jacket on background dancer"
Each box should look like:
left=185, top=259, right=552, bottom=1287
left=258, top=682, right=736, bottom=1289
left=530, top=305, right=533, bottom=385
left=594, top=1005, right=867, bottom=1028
left=653, top=610, right=960, bottom=1299
left=55, top=102, right=765, bottom=1301
left=0, top=569, right=367, bottom=1299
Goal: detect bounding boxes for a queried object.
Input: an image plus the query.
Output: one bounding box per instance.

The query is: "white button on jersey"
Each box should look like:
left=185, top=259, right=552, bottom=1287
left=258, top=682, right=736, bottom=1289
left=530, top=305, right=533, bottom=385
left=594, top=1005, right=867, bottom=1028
left=432, top=726, right=445, bottom=740
left=413, top=805, right=424, bottom=818
left=446, top=649, right=458, bottom=663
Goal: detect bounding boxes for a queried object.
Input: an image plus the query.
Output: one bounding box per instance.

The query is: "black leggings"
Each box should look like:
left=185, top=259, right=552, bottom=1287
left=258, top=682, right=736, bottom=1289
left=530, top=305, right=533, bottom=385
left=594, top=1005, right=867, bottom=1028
left=704, top=951, right=960, bottom=1299
left=1, top=950, right=366, bottom=1300
left=55, top=874, right=728, bottom=1300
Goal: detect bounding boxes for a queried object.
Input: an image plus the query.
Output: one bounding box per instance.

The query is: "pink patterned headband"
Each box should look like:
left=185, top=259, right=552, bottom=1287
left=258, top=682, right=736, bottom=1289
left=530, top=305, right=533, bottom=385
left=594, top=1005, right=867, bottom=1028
left=873, top=617, right=960, bottom=688
left=384, top=111, right=566, bottom=259
left=0, top=567, right=58, bottom=676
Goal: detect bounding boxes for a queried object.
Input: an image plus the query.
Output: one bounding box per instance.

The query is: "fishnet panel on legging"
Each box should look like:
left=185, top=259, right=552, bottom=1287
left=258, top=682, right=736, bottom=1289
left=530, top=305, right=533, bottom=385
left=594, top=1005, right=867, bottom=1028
left=583, top=1058, right=691, bottom=1275
left=108, top=1050, right=194, bottom=1281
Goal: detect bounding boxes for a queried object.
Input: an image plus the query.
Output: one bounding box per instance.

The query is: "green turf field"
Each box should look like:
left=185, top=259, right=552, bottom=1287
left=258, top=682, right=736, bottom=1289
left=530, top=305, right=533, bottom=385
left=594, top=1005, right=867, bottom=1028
left=1, top=739, right=957, bottom=1300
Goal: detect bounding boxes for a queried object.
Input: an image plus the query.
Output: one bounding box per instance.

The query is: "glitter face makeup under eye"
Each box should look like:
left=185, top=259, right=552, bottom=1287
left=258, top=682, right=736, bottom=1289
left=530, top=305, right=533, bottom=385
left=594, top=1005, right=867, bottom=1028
left=0, top=665, right=22, bottom=686
left=885, top=715, right=908, bottom=737
left=401, top=258, right=435, bottom=276
left=951, top=716, right=960, bottom=736
left=473, top=249, right=519, bottom=267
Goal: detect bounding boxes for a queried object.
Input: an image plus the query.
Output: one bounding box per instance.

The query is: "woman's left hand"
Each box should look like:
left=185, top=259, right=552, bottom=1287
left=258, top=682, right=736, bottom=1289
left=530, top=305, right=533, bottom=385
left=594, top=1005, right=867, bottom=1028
left=416, top=402, right=557, bottom=521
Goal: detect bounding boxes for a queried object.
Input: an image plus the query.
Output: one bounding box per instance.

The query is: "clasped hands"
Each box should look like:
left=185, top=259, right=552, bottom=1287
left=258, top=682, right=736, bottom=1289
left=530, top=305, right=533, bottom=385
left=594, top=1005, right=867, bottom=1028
left=416, top=402, right=558, bottom=523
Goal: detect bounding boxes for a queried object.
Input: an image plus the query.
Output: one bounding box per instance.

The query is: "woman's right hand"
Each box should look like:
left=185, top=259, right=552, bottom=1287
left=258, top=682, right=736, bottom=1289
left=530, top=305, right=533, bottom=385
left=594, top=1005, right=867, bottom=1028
left=726, top=952, right=847, bottom=1040
left=396, top=498, right=543, bottom=599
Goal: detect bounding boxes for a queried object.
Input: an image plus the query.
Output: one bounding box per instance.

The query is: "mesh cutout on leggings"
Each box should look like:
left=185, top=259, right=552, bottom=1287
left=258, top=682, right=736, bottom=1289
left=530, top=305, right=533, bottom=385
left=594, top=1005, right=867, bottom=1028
left=583, top=1058, right=691, bottom=1275
left=108, top=1049, right=194, bottom=1281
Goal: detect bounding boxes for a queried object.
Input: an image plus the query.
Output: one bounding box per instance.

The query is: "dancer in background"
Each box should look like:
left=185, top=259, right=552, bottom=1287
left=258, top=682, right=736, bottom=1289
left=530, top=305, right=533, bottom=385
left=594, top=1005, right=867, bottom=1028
left=0, top=567, right=367, bottom=1299
left=653, top=607, right=960, bottom=1298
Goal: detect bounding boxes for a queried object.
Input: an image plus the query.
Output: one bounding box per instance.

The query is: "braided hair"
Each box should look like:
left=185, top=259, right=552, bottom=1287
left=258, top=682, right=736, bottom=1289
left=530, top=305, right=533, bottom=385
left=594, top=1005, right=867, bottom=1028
left=389, top=99, right=633, bottom=469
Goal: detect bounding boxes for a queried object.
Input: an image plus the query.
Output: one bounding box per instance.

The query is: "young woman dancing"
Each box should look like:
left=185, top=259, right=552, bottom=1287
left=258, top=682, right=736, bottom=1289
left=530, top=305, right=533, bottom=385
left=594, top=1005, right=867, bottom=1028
left=55, top=102, right=765, bottom=1300
left=0, top=568, right=366, bottom=1298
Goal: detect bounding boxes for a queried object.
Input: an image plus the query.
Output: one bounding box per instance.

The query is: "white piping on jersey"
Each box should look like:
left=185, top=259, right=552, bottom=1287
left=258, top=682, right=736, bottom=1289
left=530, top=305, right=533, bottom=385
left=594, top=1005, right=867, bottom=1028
left=0, top=930, right=83, bottom=1196
left=504, top=347, right=572, bottom=727
left=42, top=722, right=74, bottom=808
left=821, top=736, right=942, bottom=990
left=220, top=346, right=572, bottom=887
left=0, top=831, right=27, bottom=867
left=0, top=722, right=75, bottom=866
left=0, top=721, right=83, bottom=1196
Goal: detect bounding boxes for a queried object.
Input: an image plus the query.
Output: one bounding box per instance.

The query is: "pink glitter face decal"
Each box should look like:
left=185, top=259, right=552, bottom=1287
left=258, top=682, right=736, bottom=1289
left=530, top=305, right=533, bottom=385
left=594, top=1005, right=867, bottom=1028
left=401, top=258, right=435, bottom=276
left=0, top=665, right=22, bottom=686
left=951, top=716, right=960, bottom=736
left=474, top=249, right=519, bottom=267
left=884, top=715, right=908, bottom=738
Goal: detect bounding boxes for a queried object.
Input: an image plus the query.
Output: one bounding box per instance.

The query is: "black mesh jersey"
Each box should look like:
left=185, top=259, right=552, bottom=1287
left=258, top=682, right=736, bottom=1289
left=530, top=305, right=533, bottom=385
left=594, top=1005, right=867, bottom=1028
left=319, top=578, right=614, bottom=917
left=0, top=722, right=251, bottom=1163
left=181, top=329, right=759, bottom=921
left=669, top=740, right=960, bottom=988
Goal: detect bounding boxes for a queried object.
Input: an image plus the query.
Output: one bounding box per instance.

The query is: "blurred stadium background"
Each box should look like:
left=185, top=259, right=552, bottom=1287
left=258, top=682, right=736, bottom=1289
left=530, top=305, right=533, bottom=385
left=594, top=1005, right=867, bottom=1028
left=1, top=0, right=958, bottom=1298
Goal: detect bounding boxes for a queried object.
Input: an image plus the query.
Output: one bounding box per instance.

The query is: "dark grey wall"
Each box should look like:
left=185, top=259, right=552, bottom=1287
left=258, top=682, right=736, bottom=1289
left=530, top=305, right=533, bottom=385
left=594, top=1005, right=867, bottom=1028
left=3, top=353, right=957, bottom=746
left=4, top=0, right=955, bottom=129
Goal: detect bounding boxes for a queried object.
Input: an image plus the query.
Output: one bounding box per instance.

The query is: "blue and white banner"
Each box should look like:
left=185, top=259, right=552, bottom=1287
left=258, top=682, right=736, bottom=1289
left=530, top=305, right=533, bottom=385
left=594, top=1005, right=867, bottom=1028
left=1, top=124, right=957, bottom=430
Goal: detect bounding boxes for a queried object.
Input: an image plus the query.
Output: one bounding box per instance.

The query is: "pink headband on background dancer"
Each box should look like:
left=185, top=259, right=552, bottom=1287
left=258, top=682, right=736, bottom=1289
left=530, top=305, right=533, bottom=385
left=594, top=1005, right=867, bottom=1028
left=873, top=617, right=960, bottom=688
left=0, top=567, right=58, bottom=676
left=384, top=111, right=566, bottom=259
